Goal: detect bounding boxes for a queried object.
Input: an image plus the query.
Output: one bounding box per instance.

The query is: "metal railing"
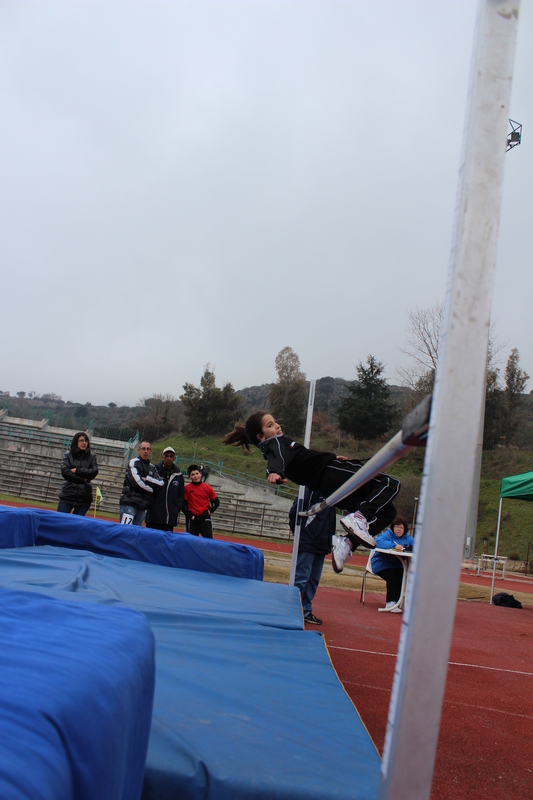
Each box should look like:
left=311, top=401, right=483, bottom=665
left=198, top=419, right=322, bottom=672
left=93, top=424, right=138, bottom=443
left=216, top=498, right=292, bottom=540
left=0, top=422, right=132, bottom=455
left=172, top=457, right=298, bottom=500
left=6, top=469, right=57, bottom=503
left=0, top=425, right=71, bottom=450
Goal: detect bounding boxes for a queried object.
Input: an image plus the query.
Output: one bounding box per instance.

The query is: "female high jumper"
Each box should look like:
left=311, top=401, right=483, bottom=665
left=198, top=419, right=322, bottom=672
left=224, top=411, right=400, bottom=572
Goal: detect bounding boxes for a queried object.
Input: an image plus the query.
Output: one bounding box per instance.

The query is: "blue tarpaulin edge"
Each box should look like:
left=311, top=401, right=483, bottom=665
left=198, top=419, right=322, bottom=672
left=0, top=505, right=264, bottom=580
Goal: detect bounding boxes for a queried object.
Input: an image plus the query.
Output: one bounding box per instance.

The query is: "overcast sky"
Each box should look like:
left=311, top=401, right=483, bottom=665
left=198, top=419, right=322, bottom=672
left=1, top=0, right=531, bottom=406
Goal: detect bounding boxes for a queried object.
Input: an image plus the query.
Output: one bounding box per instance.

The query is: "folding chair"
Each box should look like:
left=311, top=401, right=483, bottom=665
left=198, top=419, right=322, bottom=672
left=359, top=552, right=375, bottom=605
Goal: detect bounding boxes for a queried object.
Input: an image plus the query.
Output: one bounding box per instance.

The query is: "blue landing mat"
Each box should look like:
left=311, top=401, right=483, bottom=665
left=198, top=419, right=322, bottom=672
left=0, top=505, right=264, bottom=580
left=0, top=589, right=155, bottom=800
left=0, top=545, right=301, bottom=630
left=0, top=547, right=381, bottom=800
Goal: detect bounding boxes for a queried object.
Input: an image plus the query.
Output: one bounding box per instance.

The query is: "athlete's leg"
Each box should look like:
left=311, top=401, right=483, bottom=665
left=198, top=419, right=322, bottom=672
left=320, top=461, right=400, bottom=526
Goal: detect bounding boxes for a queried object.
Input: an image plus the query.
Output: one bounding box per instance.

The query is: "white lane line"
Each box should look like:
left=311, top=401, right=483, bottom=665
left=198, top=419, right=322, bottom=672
left=327, top=645, right=533, bottom=677
left=448, top=661, right=533, bottom=677
left=445, top=701, right=533, bottom=721
left=328, top=646, right=396, bottom=658
left=340, top=681, right=533, bottom=721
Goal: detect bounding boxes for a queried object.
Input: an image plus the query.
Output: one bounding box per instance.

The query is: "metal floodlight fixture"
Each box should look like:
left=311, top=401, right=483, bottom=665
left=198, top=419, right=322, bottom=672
left=506, top=118, right=522, bottom=152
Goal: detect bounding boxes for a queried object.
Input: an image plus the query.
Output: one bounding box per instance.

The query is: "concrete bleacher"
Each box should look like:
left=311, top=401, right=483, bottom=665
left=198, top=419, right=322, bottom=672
left=0, top=414, right=131, bottom=467
left=208, top=482, right=293, bottom=540
left=0, top=413, right=134, bottom=514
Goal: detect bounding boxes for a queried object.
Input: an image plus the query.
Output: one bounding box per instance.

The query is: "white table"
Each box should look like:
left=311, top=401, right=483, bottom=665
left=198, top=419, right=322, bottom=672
left=477, top=554, right=507, bottom=579
left=374, top=548, right=413, bottom=612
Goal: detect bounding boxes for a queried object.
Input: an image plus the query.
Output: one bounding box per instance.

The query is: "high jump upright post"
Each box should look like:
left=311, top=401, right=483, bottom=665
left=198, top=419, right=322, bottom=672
left=378, top=2, right=520, bottom=799
left=289, top=380, right=316, bottom=587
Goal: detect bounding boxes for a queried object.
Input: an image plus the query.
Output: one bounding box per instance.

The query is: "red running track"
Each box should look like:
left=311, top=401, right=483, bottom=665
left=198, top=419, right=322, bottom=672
left=311, top=586, right=533, bottom=800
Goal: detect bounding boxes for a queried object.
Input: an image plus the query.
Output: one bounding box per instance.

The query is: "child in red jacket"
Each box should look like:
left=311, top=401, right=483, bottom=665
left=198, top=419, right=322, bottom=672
left=183, top=465, right=220, bottom=538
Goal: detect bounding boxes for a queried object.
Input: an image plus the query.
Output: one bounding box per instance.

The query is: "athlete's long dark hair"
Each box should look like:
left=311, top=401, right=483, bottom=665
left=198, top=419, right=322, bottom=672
left=223, top=411, right=269, bottom=451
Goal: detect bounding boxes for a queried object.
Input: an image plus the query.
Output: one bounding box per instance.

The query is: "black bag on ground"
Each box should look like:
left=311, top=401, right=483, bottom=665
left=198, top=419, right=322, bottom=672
left=492, top=592, right=522, bottom=609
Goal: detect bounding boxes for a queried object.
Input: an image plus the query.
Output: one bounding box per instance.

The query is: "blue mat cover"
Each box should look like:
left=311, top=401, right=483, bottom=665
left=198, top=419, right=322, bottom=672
left=0, top=546, right=381, bottom=800
left=0, top=545, right=301, bottom=630
left=0, top=588, right=155, bottom=800
left=0, top=505, right=264, bottom=580
left=0, top=507, right=39, bottom=548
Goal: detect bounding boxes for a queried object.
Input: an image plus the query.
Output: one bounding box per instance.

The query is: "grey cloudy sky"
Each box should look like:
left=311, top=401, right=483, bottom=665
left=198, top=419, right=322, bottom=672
left=1, top=0, right=531, bottom=406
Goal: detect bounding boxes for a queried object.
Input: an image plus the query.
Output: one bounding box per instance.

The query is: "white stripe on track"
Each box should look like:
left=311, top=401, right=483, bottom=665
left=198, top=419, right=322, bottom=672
left=327, top=645, right=533, bottom=677
left=339, top=680, right=533, bottom=721
left=445, top=701, right=533, bottom=721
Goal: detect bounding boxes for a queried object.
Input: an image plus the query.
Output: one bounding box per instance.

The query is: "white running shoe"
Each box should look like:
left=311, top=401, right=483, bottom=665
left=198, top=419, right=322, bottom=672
left=331, top=534, right=352, bottom=574
left=340, top=511, right=376, bottom=549
left=384, top=600, right=402, bottom=613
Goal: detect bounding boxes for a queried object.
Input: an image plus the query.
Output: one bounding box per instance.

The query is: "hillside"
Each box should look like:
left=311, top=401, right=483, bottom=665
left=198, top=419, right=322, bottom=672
left=237, top=378, right=412, bottom=422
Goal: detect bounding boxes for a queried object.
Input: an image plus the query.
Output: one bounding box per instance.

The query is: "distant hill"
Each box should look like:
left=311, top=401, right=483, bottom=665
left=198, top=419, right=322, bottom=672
left=237, top=377, right=411, bottom=422
left=0, top=378, right=412, bottom=433
left=4, top=382, right=531, bottom=446
left=0, top=394, right=141, bottom=438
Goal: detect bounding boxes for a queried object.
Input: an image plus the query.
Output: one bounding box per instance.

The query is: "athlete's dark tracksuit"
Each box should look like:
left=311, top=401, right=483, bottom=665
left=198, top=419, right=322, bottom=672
left=257, top=435, right=399, bottom=535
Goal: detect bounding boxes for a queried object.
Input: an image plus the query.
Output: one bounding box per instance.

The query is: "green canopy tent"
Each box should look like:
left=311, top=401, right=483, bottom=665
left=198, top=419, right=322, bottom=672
left=490, top=470, right=533, bottom=602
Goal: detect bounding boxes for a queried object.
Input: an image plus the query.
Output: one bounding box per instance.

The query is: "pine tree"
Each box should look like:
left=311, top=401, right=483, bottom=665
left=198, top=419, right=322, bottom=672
left=180, top=367, right=243, bottom=436
left=337, top=355, right=396, bottom=440
left=482, top=366, right=504, bottom=449
left=502, top=348, right=529, bottom=445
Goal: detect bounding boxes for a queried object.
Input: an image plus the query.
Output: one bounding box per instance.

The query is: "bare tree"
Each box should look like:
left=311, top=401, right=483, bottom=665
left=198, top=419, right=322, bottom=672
left=269, top=347, right=307, bottom=438
left=398, top=301, right=505, bottom=406
left=134, top=393, right=182, bottom=441
left=397, top=302, right=443, bottom=392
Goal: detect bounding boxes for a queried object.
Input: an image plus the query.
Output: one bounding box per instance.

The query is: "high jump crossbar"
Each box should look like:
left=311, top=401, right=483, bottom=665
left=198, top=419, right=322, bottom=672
left=298, top=395, right=431, bottom=518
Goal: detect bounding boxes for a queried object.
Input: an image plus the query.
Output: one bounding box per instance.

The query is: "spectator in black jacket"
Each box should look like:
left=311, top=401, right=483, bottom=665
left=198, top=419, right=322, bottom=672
left=57, top=432, right=99, bottom=516
left=145, top=447, right=184, bottom=532
left=119, top=441, right=164, bottom=525
left=289, top=488, right=337, bottom=625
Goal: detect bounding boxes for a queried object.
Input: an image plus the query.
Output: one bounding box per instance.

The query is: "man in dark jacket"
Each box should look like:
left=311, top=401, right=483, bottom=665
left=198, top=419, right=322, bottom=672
left=145, top=447, right=184, bottom=532
left=119, top=441, right=164, bottom=525
left=289, top=488, right=337, bottom=626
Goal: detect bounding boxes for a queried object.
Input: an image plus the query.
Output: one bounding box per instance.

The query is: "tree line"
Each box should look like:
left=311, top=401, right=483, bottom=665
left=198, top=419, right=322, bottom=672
left=136, top=336, right=529, bottom=452
left=4, top=302, right=530, bottom=448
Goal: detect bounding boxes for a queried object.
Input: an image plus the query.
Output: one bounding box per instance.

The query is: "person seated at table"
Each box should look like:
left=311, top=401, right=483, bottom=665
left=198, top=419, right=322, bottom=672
left=371, top=515, right=415, bottom=613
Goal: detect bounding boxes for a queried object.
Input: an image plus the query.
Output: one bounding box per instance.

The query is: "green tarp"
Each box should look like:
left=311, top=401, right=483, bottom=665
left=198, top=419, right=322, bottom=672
left=500, top=470, right=533, bottom=503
